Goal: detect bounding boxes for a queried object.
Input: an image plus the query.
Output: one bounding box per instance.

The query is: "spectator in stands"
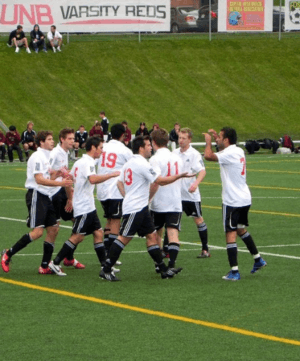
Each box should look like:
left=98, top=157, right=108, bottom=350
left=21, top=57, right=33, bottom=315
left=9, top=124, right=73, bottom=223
left=0, top=130, right=7, bottom=162
left=7, top=25, right=31, bottom=54
left=74, top=125, right=88, bottom=158
left=135, top=122, right=149, bottom=137
left=169, top=123, right=180, bottom=145
left=6, top=125, right=24, bottom=162
left=99, top=111, right=110, bottom=137
left=89, top=122, right=104, bottom=138
left=280, top=134, right=295, bottom=152
left=30, top=24, right=47, bottom=53
left=149, top=123, right=160, bottom=135
left=121, top=121, right=132, bottom=147
left=47, top=25, right=63, bottom=53
left=21, top=121, right=37, bottom=161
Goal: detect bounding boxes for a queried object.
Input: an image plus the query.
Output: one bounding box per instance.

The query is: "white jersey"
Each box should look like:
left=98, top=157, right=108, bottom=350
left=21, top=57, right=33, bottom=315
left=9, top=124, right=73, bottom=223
left=216, top=145, right=251, bottom=207
left=119, top=155, right=160, bottom=215
left=96, top=140, right=132, bottom=201
left=149, top=147, right=182, bottom=213
left=48, top=144, right=69, bottom=198
left=70, top=154, right=97, bottom=217
left=173, top=145, right=205, bottom=202
left=25, top=147, right=52, bottom=197
left=47, top=30, right=62, bottom=41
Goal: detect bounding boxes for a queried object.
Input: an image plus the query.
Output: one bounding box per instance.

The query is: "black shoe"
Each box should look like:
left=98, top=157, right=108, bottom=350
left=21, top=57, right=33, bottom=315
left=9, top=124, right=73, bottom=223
left=99, top=268, right=120, bottom=282
left=169, top=267, right=183, bottom=274
left=161, top=268, right=176, bottom=279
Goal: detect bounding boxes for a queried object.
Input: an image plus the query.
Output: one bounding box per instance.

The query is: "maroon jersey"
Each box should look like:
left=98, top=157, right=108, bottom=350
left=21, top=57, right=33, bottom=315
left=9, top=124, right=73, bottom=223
left=6, top=131, right=21, bottom=146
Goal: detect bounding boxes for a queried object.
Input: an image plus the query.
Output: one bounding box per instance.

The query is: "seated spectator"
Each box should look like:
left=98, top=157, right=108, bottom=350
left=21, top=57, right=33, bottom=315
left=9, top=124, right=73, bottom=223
left=135, top=122, right=149, bottom=137
left=280, top=134, right=295, bottom=152
left=149, top=123, right=160, bottom=135
left=121, top=121, right=132, bottom=147
left=0, top=130, right=7, bottom=162
left=89, top=122, right=104, bottom=138
left=7, top=25, right=31, bottom=54
left=74, top=125, right=88, bottom=158
left=30, top=24, right=47, bottom=53
left=169, top=123, right=180, bottom=145
left=99, top=111, right=110, bottom=137
left=47, top=25, right=62, bottom=53
left=6, top=125, right=24, bottom=163
left=21, top=121, right=37, bottom=161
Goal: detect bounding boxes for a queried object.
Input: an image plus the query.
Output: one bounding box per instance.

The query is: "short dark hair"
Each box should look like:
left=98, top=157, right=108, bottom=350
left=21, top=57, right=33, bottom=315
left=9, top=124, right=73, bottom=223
left=9, top=125, right=16, bottom=132
left=111, top=124, right=125, bottom=140
left=17, top=25, right=23, bottom=30
left=132, top=135, right=150, bottom=154
left=36, top=131, right=53, bottom=146
left=86, top=135, right=103, bottom=151
left=100, top=111, right=105, bottom=115
left=51, top=25, right=56, bottom=29
left=140, top=122, right=146, bottom=126
left=59, top=128, right=74, bottom=142
left=79, top=125, right=85, bottom=129
left=151, top=128, right=169, bottom=147
left=121, top=121, right=127, bottom=125
left=221, top=127, right=237, bottom=145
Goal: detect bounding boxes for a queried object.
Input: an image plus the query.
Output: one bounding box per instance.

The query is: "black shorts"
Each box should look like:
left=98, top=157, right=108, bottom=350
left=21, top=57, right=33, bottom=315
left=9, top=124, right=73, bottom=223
left=182, top=201, right=202, bottom=218
left=151, top=211, right=182, bottom=231
left=222, top=204, right=250, bottom=232
left=120, top=206, right=155, bottom=238
left=101, top=199, right=123, bottom=219
left=26, top=189, right=57, bottom=229
left=78, top=141, right=86, bottom=149
left=72, top=210, right=102, bottom=236
left=51, top=188, right=74, bottom=222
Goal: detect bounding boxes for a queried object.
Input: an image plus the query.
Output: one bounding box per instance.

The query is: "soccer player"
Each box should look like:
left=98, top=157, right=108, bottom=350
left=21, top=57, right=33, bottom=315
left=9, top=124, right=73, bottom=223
left=47, top=25, right=63, bottom=52
left=96, top=124, right=132, bottom=261
left=149, top=128, right=183, bottom=271
left=203, top=127, right=267, bottom=281
left=74, top=125, right=88, bottom=158
left=1, top=131, right=72, bottom=274
left=49, top=128, right=85, bottom=270
left=172, top=128, right=210, bottom=258
left=48, top=136, right=120, bottom=276
left=100, top=135, right=194, bottom=282
left=21, top=121, right=37, bottom=161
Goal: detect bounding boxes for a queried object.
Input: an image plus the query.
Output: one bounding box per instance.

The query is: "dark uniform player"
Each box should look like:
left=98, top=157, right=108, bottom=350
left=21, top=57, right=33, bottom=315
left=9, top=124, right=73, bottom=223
left=74, top=125, right=88, bottom=158
left=21, top=121, right=37, bottom=161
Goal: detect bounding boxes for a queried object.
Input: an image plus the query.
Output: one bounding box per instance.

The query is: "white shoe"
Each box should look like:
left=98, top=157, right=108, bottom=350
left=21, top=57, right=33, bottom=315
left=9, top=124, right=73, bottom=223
left=49, top=261, right=67, bottom=276
left=15, top=47, right=20, bottom=53
left=115, top=260, right=122, bottom=266
left=53, top=47, right=56, bottom=53
left=57, top=46, right=61, bottom=52
left=26, top=48, right=31, bottom=54
left=112, top=267, right=120, bottom=274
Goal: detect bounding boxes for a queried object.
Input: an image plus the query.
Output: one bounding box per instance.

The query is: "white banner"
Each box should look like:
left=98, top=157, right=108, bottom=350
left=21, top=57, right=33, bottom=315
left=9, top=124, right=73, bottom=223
left=285, top=1, right=300, bottom=31
left=0, top=0, right=170, bottom=33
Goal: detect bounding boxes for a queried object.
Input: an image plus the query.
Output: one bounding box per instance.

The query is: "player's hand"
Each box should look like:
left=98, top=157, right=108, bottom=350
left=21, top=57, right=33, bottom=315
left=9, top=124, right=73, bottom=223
left=202, top=133, right=212, bottom=143
left=179, top=172, right=196, bottom=179
left=208, top=129, right=219, bottom=141
left=65, top=199, right=73, bottom=213
left=112, top=171, right=121, bottom=177
left=188, top=182, right=198, bottom=193
left=61, top=178, right=73, bottom=187
left=60, top=167, right=71, bottom=179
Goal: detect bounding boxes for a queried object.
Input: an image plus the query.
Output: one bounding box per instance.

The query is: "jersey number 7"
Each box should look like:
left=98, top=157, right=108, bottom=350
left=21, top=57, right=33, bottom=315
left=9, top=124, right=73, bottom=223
left=240, top=157, right=246, bottom=176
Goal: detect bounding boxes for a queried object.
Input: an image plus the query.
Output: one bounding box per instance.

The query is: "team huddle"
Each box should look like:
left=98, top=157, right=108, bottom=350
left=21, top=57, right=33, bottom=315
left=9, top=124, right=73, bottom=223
left=1, top=124, right=266, bottom=282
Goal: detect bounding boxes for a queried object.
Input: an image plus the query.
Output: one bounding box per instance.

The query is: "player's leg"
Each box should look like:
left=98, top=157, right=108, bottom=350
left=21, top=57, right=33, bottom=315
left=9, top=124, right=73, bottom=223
left=15, top=144, right=24, bottom=162
left=23, top=143, right=29, bottom=161
left=40, top=225, right=59, bottom=273
left=93, top=228, right=106, bottom=267
left=7, top=145, right=13, bottom=162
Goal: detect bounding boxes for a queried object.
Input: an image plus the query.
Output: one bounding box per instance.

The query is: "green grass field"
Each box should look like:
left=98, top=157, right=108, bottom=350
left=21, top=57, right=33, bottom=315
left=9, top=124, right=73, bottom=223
left=0, top=153, right=299, bottom=360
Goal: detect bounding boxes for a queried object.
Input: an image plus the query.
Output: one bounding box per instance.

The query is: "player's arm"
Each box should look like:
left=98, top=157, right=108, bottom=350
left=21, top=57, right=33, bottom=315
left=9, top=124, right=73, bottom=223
left=188, top=169, right=206, bottom=193
left=64, top=186, right=73, bottom=212
left=117, top=180, right=125, bottom=198
left=203, top=133, right=218, bottom=162
left=35, top=173, right=73, bottom=187
left=89, top=171, right=120, bottom=185
left=149, top=183, right=159, bottom=202
left=155, top=172, right=194, bottom=186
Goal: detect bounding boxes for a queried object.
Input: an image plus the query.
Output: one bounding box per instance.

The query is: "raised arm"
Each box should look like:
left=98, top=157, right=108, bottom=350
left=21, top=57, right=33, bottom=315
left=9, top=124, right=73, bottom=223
left=203, top=133, right=218, bottom=162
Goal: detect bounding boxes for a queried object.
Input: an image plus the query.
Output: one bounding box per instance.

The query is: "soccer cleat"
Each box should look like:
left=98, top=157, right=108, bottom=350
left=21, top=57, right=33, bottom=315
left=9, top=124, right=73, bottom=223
left=38, top=266, right=54, bottom=274
left=7, top=43, right=12, bottom=47
left=251, top=258, right=267, bottom=274
left=197, top=250, right=211, bottom=258
left=15, top=47, right=20, bottom=53
left=99, top=268, right=120, bottom=282
left=63, top=258, right=86, bottom=269
left=112, top=267, right=120, bottom=273
left=161, top=268, right=177, bottom=279
left=222, top=270, right=241, bottom=281
left=169, top=267, right=183, bottom=274
left=1, top=250, right=11, bottom=273
left=26, top=48, right=31, bottom=54
left=53, top=47, right=56, bottom=53
left=115, top=260, right=122, bottom=266
left=48, top=261, right=67, bottom=276
left=57, top=47, right=61, bottom=52
left=43, top=48, right=47, bottom=53
left=35, top=48, right=39, bottom=53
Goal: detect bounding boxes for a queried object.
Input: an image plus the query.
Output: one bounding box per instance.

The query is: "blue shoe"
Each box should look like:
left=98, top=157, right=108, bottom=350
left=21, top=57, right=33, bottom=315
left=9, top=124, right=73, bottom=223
left=222, top=270, right=241, bottom=281
left=251, top=258, right=267, bottom=274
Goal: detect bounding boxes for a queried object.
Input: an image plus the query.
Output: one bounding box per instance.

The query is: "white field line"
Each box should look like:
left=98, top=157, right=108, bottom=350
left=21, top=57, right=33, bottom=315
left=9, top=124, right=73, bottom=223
left=0, top=216, right=299, bottom=260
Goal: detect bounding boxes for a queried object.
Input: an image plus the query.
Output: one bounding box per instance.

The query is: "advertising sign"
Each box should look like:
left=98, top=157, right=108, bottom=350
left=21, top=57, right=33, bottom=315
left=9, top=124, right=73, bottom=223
left=0, top=0, right=170, bottom=32
left=285, top=1, right=300, bottom=31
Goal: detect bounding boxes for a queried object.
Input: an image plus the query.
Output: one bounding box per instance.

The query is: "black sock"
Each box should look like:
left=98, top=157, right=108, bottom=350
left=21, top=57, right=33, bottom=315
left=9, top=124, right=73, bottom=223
left=226, top=243, right=238, bottom=269
left=103, top=235, right=110, bottom=254
left=168, top=242, right=180, bottom=268
left=108, top=234, right=118, bottom=252
left=54, top=240, right=76, bottom=265
left=104, top=239, right=125, bottom=272
left=66, top=244, right=77, bottom=261
left=7, top=234, right=32, bottom=257
left=163, top=231, right=169, bottom=254
left=240, top=232, right=259, bottom=258
left=41, top=242, right=54, bottom=268
left=198, top=222, right=208, bottom=251
left=147, top=245, right=167, bottom=272
left=94, top=242, right=106, bottom=266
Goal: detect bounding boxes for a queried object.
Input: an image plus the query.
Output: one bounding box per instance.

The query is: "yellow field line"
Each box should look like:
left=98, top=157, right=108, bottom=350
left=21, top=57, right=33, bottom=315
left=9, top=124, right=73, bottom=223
left=0, top=277, right=299, bottom=346
left=0, top=186, right=25, bottom=191
left=202, top=205, right=300, bottom=218
left=201, top=182, right=300, bottom=192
